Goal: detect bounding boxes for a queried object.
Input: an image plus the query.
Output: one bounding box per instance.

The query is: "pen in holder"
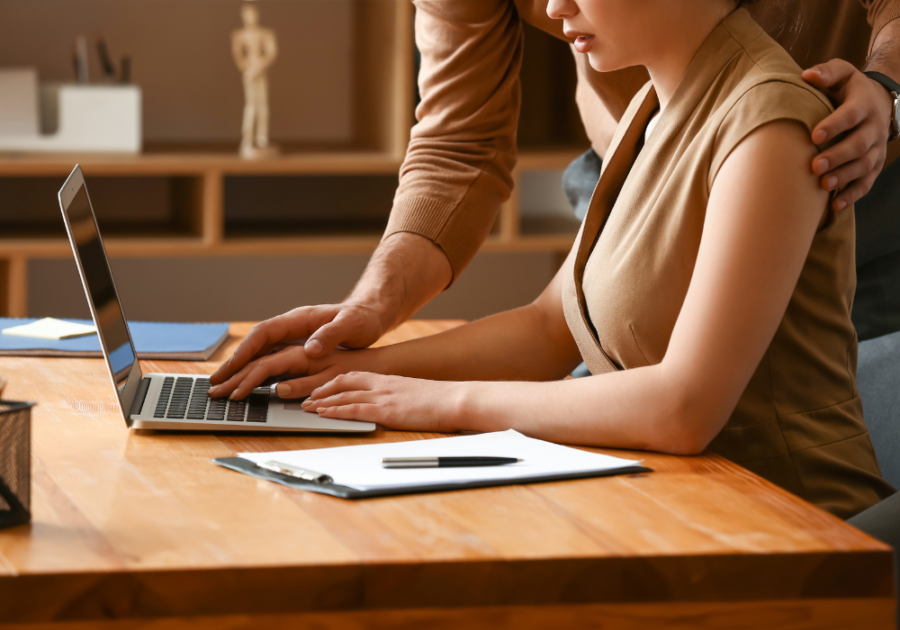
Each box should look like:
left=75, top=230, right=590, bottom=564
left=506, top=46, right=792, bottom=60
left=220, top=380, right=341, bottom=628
left=0, top=401, right=34, bottom=530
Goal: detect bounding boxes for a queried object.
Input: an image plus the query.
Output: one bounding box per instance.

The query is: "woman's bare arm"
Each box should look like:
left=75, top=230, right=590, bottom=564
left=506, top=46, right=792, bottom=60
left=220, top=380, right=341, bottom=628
left=366, top=263, right=583, bottom=384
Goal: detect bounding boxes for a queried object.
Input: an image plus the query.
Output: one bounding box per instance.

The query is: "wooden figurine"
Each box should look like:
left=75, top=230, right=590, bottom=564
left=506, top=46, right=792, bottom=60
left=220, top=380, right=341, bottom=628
left=232, top=2, right=278, bottom=159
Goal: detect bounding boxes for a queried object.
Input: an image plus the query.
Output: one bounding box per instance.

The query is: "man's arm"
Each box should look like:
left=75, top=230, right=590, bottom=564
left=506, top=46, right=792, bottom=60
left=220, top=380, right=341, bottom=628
left=385, top=0, right=523, bottom=278
left=211, top=1, right=525, bottom=394
left=305, top=232, right=452, bottom=355
left=803, top=15, right=900, bottom=210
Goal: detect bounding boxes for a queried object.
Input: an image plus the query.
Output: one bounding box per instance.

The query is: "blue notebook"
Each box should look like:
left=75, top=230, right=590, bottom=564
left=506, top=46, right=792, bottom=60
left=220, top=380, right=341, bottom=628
left=0, top=318, right=230, bottom=361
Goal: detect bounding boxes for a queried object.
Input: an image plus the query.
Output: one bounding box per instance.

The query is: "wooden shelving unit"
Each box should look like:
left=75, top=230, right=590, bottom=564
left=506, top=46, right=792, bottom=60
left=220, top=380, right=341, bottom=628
left=0, top=1, right=588, bottom=317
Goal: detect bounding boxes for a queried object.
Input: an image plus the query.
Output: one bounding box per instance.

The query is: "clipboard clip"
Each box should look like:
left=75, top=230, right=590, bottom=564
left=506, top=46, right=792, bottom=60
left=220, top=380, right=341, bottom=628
left=257, top=460, right=333, bottom=484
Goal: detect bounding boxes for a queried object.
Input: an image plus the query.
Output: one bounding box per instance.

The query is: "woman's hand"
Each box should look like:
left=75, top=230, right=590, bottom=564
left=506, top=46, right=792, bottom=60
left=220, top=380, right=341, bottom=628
left=301, top=372, right=469, bottom=433
left=802, top=59, right=892, bottom=211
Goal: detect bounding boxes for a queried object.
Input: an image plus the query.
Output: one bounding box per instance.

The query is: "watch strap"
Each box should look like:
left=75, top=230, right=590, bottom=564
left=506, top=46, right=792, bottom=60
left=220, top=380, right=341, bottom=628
left=865, top=71, right=900, bottom=96
left=864, top=71, right=900, bottom=141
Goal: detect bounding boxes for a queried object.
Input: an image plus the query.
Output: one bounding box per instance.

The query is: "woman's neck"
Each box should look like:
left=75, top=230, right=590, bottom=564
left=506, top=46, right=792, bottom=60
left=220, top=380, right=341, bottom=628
left=646, top=5, right=736, bottom=111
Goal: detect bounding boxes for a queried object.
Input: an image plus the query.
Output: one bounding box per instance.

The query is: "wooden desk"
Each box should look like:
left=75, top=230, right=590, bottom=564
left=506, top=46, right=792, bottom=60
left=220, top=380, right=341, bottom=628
left=0, top=321, right=894, bottom=629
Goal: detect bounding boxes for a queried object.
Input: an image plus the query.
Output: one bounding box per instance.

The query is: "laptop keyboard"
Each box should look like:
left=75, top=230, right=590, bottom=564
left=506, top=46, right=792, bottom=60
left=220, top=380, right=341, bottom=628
left=152, top=376, right=268, bottom=423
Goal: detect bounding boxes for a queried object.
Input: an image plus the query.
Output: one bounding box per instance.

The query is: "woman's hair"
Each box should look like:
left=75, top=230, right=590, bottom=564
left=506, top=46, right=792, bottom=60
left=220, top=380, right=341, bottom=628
left=737, top=0, right=806, bottom=51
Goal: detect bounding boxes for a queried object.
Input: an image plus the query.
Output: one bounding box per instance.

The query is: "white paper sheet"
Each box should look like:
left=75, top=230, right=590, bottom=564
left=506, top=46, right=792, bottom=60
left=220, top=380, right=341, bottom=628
left=238, top=430, right=642, bottom=492
left=1, top=317, right=97, bottom=340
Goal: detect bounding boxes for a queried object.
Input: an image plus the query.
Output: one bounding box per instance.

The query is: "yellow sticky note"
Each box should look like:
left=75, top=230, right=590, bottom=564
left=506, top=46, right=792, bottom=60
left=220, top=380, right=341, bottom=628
left=2, top=317, right=97, bottom=340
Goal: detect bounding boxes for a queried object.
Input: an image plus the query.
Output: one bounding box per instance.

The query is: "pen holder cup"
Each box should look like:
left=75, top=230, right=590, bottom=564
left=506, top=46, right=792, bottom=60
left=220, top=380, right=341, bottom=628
left=0, top=401, right=34, bottom=530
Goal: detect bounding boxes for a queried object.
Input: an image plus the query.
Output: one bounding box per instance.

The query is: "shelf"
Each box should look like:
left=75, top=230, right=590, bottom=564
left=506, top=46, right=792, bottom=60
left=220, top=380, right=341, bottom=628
left=0, top=148, right=586, bottom=178
left=516, top=149, right=589, bottom=171
left=521, top=216, right=581, bottom=236
left=0, top=233, right=576, bottom=258
left=0, top=150, right=404, bottom=177
left=223, top=172, right=397, bottom=237
left=484, top=234, right=575, bottom=253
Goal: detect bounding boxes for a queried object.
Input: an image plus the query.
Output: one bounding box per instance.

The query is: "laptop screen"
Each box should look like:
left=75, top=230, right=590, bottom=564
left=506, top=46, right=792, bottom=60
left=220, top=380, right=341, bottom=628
left=62, top=182, right=137, bottom=390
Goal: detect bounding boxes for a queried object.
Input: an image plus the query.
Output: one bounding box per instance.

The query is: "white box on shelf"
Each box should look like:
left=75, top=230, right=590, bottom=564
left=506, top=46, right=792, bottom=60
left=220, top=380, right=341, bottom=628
left=0, top=84, right=142, bottom=154
left=0, top=68, right=40, bottom=136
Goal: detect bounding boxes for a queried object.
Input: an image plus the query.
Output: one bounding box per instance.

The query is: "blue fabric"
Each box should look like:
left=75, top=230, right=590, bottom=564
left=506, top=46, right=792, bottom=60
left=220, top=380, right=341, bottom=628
left=0, top=318, right=229, bottom=357
left=857, top=329, right=900, bottom=489
left=563, top=148, right=603, bottom=222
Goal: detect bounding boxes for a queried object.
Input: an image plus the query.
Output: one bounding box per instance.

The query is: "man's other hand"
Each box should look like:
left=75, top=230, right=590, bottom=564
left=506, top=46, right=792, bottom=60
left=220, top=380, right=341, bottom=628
left=208, top=302, right=385, bottom=397
left=802, top=59, right=892, bottom=211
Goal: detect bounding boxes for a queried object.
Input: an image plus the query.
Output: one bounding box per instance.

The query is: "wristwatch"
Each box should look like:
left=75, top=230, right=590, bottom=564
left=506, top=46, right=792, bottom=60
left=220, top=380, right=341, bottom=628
left=865, top=70, right=900, bottom=141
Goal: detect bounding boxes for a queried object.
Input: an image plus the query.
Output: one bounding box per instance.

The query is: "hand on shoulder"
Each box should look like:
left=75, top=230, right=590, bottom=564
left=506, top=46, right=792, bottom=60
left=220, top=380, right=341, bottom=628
left=802, top=58, right=891, bottom=211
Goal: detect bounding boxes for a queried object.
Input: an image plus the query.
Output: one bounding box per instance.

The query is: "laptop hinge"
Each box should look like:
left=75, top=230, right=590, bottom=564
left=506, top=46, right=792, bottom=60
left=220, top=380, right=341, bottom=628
left=129, top=377, right=152, bottom=418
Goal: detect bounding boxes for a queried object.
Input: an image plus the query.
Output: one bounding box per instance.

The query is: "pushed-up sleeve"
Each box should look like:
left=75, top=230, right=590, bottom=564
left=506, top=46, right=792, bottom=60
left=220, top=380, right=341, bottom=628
left=860, top=0, right=900, bottom=52
left=385, top=0, right=523, bottom=283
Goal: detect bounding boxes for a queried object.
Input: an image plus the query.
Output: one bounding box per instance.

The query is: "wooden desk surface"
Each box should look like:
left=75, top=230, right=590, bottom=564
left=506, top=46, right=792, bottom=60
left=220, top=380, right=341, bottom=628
left=0, top=321, right=894, bottom=630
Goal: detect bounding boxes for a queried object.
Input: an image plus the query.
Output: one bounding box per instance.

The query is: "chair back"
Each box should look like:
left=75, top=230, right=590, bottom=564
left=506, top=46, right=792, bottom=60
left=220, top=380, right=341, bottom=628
left=858, top=330, right=900, bottom=488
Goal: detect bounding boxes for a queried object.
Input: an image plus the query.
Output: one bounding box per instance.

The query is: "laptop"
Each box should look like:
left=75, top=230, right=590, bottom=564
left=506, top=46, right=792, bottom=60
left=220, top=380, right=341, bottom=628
left=57, top=164, right=375, bottom=434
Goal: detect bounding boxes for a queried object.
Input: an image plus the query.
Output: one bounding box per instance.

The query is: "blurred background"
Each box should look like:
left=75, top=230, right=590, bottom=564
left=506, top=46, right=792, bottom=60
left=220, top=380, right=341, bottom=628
left=0, top=0, right=590, bottom=323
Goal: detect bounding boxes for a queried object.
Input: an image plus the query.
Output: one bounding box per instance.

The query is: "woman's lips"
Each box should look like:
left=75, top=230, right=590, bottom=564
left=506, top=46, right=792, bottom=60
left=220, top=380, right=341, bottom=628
left=573, top=35, right=595, bottom=54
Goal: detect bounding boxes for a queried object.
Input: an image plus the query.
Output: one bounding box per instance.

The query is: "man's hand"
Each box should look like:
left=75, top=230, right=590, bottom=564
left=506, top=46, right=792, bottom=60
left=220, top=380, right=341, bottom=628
left=802, top=59, right=892, bottom=211
left=208, top=302, right=385, bottom=397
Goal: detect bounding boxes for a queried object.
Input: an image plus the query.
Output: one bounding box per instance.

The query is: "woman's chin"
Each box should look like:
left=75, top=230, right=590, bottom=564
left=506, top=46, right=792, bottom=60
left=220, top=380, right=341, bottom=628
left=586, top=52, right=627, bottom=74
left=588, top=54, right=619, bottom=72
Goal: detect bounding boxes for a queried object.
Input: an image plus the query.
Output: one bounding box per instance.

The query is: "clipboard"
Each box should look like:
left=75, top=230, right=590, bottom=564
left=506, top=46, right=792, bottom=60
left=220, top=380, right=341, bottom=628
left=212, top=456, right=651, bottom=500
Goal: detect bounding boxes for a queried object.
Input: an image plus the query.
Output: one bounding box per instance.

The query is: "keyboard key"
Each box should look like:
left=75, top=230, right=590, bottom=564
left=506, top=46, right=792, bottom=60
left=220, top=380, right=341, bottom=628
left=226, top=401, right=246, bottom=422
left=206, top=398, right=227, bottom=421
left=166, top=377, right=194, bottom=419
left=246, top=392, right=269, bottom=423
left=153, top=377, right=177, bottom=418
left=182, top=377, right=212, bottom=421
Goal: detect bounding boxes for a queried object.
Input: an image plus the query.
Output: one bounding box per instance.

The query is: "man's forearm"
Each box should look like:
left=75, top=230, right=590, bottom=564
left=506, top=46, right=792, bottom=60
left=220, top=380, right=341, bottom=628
left=347, top=232, right=453, bottom=334
left=866, top=18, right=900, bottom=163
left=866, top=18, right=900, bottom=76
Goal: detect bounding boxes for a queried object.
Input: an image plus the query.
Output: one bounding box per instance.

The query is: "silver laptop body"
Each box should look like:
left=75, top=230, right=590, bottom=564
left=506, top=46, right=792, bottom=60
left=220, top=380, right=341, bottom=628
left=58, top=165, right=375, bottom=434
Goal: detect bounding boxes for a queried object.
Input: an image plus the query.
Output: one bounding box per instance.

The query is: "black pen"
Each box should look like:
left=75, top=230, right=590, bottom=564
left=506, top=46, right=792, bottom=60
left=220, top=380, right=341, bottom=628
left=382, top=456, right=522, bottom=469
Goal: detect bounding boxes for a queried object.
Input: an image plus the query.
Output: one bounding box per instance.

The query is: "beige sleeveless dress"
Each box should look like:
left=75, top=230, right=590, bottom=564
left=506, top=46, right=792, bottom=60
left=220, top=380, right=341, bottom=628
left=561, top=8, right=895, bottom=518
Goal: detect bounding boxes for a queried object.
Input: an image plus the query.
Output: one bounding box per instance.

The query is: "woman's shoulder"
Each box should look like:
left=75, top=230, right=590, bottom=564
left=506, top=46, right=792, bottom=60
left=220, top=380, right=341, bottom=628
left=720, top=10, right=833, bottom=125
left=706, top=14, right=834, bottom=187
left=707, top=78, right=831, bottom=188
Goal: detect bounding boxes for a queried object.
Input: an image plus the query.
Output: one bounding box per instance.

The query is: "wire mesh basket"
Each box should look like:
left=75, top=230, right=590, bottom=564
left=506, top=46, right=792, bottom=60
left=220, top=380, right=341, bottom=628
left=0, top=401, right=33, bottom=530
